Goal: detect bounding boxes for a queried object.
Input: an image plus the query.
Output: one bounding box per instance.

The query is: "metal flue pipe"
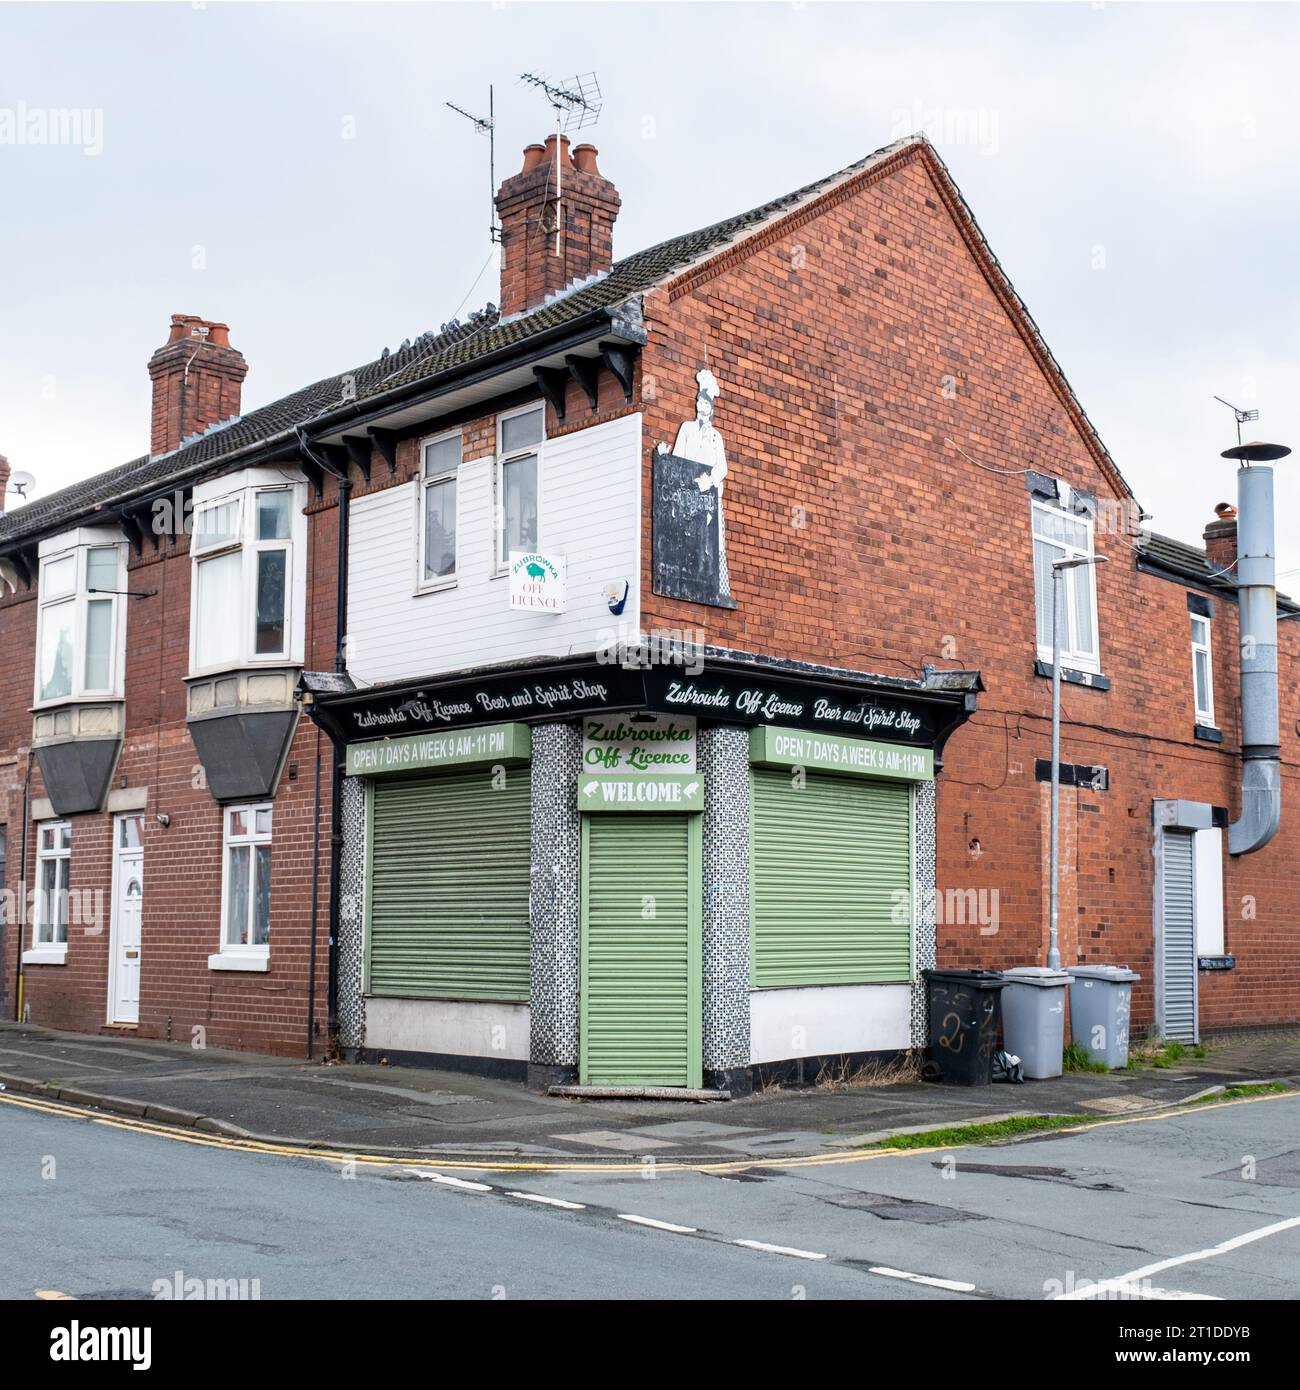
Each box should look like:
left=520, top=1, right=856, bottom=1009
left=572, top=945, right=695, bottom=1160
left=1222, top=441, right=1290, bottom=855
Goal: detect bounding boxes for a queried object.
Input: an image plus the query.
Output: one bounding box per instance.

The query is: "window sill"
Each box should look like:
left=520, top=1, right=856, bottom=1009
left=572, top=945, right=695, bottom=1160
left=414, top=578, right=458, bottom=598
left=207, top=952, right=270, bottom=973
left=22, top=946, right=67, bottom=966
left=1194, top=724, right=1223, bottom=743
left=1033, top=659, right=1111, bottom=692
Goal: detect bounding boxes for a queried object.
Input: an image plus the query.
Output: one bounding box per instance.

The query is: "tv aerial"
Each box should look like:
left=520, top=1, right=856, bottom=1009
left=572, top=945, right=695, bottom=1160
left=445, top=88, right=501, bottom=246
left=519, top=72, right=602, bottom=255
left=1214, top=395, right=1260, bottom=448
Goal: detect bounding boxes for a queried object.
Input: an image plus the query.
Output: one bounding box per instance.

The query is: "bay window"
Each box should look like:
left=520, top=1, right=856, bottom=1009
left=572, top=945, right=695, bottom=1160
left=1032, top=500, right=1100, bottom=672
left=189, top=470, right=306, bottom=675
left=35, top=538, right=126, bottom=705
left=496, top=404, right=543, bottom=571
left=419, top=431, right=460, bottom=588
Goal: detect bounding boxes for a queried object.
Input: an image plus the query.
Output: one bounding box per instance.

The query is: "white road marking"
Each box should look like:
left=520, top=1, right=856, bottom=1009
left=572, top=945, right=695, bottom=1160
left=405, top=1169, right=493, bottom=1193
left=617, top=1214, right=698, bottom=1234
left=735, top=1239, right=827, bottom=1261
left=1107, top=1285, right=1222, bottom=1301
left=868, top=1265, right=976, bottom=1292
left=1056, top=1214, right=1300, bottom=1300
left=35, top=1289, right=75, bottom=1300
left=506, top=1192, right=586, bottom=1210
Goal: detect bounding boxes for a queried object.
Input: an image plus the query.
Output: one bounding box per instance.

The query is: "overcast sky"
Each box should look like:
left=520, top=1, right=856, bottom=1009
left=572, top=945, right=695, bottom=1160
left=2, top=1, right=1297, bottom=579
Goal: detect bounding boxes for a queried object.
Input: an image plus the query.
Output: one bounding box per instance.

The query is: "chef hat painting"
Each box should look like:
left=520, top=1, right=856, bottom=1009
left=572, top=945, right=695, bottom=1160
left=695, top=368, right=721, bottom=401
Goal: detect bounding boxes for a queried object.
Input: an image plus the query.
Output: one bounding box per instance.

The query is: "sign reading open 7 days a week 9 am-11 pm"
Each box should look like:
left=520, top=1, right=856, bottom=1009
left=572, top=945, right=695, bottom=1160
left=749, top=726, right=934, bottom=781
left=345, top=722, right=531, bottom=777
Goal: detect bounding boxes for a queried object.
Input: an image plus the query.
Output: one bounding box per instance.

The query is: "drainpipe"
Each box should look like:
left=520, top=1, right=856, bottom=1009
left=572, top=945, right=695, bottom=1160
left=13, top=751, right=32, bottom=1020
left=1222, top=441, right=1290, bottom=855
left=295, top=431, right=351, bottom=1051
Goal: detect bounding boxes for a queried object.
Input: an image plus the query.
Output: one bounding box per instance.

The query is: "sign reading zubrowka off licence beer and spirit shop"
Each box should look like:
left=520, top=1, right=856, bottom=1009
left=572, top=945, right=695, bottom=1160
left=582, top=715, right=697, bottom=774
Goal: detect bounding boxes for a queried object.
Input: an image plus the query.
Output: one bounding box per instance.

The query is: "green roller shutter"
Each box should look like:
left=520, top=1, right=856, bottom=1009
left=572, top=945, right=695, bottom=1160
left=366, top=768, right=531, bottom=1000
left=1160, top=829, right=1198, bottom=1043
left=750, top=767, right=913, bottom=987
left=581, top=813, right=701, bottom=1087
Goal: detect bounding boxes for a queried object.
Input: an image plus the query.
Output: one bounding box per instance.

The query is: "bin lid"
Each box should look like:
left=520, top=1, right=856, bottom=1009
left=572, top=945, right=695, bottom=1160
left=1067, top=965, right=1141, bottom=983
left=1001, top=966, right=1070, bottom=987
left=922, top=968, right=1006, bottom=988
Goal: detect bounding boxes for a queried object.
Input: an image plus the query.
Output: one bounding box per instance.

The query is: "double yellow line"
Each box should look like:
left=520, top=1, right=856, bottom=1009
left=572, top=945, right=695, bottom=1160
left=1, top=1087, right=1293, bottom=1176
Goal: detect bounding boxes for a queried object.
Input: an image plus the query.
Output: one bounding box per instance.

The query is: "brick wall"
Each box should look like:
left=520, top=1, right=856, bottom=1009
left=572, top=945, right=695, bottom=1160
left=634, top=144, right=1300, bottom=1033
left=0, top=484, right=340, bottom=1056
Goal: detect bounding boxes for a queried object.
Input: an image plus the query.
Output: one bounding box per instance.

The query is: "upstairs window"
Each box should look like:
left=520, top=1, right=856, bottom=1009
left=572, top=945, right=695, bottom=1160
left=1191, top=613, right=1214, bottom=726
left=1032, top=500, right=1100, bottom=672
left=496, top=404, right=543, bottom=571
left=419, top=431, right=460, bottom=588
left=189, top=473, right=305, bottom=675
left=35, top=539, right=126, bottom=704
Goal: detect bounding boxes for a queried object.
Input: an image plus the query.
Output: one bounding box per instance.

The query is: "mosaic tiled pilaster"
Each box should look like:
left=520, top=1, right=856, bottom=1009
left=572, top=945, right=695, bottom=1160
left=699, top=725, right=752, bottom=1091
left=911, top=779, right=938, bottom=1049
left=337, top=773, right=368, bottom=1053
left=528, top=722, right=582, bottom=1085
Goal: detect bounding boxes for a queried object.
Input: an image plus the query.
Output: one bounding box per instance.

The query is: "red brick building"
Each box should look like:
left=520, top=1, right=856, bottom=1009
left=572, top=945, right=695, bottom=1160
left=1, top=133, right=1294, bottom=1083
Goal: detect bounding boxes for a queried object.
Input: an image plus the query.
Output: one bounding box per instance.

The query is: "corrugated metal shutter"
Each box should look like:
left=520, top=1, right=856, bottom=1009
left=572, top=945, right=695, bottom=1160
left=1161, top=829, right=1197, bottom=1043
left=368, top=768, right=531, bottom=1000
left=751, top=768, right=912, bottom=987
left=581, top=814, right=700, bottom=1087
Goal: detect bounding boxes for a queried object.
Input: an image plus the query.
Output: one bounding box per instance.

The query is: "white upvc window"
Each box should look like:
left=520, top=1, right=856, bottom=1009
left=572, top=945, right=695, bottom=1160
left=1191, top=613, right=1215, bottom=726
left=34, top=539, right=127, bottom=705
left=495, top=403, right=544, bottom=573
left=1032, top=500, right=1100, bottom=672
left=210, top=804, right=272, bottom=971
left=189, top=470, right=307, bottom=676
left=33, top=821, right=71, bottom=950
left=417, top=430, right=461, bottom=590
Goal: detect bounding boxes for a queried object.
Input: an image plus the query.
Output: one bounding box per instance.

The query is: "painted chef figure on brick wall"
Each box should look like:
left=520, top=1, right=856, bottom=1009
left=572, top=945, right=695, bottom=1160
left=657, top=368, right=732, bottom=601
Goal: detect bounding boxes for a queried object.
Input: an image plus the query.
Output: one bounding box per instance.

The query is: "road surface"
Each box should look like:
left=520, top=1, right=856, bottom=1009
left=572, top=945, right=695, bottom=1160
left=2, top=1090, right=1297, bottom=1301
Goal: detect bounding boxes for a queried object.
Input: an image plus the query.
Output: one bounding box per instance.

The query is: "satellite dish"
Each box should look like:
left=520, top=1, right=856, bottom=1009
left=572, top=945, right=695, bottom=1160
left=8, top=470, right=36, bottom=498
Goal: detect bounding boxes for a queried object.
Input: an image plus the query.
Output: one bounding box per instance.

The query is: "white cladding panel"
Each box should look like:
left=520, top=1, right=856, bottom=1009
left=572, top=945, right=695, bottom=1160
left=749, top=984, right=912, bottom=1062
left=347, top=413, right=642, bottom=683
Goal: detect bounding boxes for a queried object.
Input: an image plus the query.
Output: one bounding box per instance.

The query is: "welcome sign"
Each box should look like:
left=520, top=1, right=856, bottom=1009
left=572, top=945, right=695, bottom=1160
left=582, top=714, right=697, bottom=774
left=578, top=772, right=704, bottom=813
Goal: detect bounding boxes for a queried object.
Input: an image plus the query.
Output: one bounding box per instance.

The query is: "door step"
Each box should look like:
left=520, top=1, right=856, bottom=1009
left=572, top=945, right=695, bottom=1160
left=549, top=1085, right=729, bottom=1102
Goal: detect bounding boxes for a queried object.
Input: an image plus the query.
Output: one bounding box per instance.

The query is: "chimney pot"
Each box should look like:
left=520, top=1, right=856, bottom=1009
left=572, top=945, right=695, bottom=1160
left=520, top=143, right=547, bottom=173
left=572, top=144, right=601, bottom=175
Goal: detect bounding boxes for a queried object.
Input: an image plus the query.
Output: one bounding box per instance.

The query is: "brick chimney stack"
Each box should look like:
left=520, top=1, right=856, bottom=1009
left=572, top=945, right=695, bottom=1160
left=147, top=314, right=248, bottom=458
left=1204, top=505, right=1238, bottom=575
left=0, top=453, right=10, bottom=514
left=495, top=136, right=621, bottom=317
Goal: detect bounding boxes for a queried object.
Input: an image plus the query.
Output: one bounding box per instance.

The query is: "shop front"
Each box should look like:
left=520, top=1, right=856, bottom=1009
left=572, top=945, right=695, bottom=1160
left=310, top=647, right=979, bottom=1091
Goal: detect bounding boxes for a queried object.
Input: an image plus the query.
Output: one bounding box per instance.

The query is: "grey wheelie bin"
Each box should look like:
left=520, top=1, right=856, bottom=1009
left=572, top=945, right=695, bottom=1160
left=1067, top=965, right=1141, bottom=1069
left=999, top=967, right=1070, bottom=1079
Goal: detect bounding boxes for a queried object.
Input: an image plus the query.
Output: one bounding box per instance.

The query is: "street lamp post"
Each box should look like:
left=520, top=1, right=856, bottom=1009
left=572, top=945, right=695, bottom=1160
left=1048, top=554, right=1109, bottom=971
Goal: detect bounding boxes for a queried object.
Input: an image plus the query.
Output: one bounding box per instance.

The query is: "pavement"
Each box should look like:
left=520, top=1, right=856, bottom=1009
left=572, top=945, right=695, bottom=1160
left=2, top=1019, right=1298, bottom=1163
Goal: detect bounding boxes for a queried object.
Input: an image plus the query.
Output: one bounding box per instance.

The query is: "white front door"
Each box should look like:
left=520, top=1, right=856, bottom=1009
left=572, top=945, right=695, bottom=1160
left=110, top=818, right=144, bottom=1024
